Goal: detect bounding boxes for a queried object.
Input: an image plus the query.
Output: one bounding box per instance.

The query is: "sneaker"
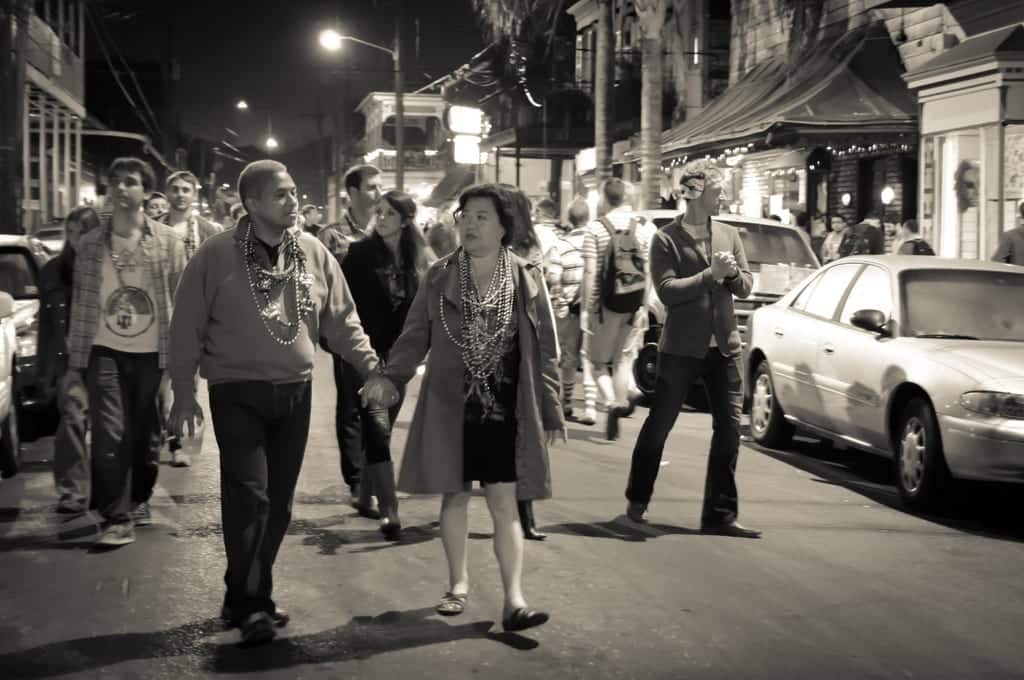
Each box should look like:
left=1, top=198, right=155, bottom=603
left=221, top=603, right=290, bottom=628
left=240, top=612, right=276, bottom=645
left=131, top=502, right=152, bottom=527
left=562, top=404, right=573, bottom=419
left=56, top=499, right=87, bottom=514
left=170, top=450, right=191, bottom=468
left=95, top=522, right=135, bottom=548
left=576, top=410, right=597, bottom=426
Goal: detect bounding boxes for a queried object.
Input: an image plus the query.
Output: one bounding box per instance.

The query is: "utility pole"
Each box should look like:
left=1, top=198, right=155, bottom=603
left=394, top=0, right=404, bottom=191
left=0, top=0, right=31, bottom=234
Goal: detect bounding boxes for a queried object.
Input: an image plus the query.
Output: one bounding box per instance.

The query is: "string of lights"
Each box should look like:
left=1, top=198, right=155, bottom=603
left=661, top=140, right=916, bottom=172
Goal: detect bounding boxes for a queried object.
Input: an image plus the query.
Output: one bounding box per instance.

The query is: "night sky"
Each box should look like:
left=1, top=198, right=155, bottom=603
left=90, top=0, right=486, bottom=152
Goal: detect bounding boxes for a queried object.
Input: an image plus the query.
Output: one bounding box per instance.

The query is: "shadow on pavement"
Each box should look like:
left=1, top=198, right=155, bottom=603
left=0, top=607, right=540, bottom=678
left=541, top=516, right=700, bottom=542
left=744, top=428, right=1024, bottom=543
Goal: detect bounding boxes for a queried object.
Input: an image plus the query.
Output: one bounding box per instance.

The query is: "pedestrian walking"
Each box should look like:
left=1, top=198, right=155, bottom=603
left=65, top=157, right=187, bottom=548
left=895, top=219, right=935, bottom=255
left=167, top=159, right=394, bottom=645
left=579, top=178, right=653, bottom=441
left=300, top=204, right=323, bottom=237
left=624, top=160, right=761, bottom=539
left=991, top=202, right=1024, bottom=266
left=157, top=170, right=224, bottom=468
left=546, top=198, right=591, bottom=424
left=373, top=183, right=564, bottom=631
left=319, top=164, right=383, bottom=510
left=501, top=184, right=556, bottom=542
left=340, top=191, right=434, bottom=540
left=143, top=192, right=168, bottom=220
left=820, top=215, right=848, bottom=263
left=38, top=206, right=100, bottom=514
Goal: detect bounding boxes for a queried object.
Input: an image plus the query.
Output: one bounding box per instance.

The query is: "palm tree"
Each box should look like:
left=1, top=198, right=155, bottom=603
left=635, top=0, right=667, bottom=210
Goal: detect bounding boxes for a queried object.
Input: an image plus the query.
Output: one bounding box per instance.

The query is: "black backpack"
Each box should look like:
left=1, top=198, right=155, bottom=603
left=598, top=217, right=646, bottom=315
left=909, top=238, right=935, bottom=256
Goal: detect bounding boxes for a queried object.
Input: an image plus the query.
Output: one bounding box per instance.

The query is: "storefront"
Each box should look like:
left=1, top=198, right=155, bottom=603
left=660, top=21, right=918, bottom=244
left=904, top=24, right=1024, bottom=260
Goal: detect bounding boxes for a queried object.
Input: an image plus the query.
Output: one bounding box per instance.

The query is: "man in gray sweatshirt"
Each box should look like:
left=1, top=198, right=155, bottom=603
left=168, top=159, right=395, bottom=645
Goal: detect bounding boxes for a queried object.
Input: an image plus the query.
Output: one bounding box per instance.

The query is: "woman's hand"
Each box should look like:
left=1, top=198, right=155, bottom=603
left=545, top=427, right=568, bottom=446
left=360, top=374, right=400, bottom=409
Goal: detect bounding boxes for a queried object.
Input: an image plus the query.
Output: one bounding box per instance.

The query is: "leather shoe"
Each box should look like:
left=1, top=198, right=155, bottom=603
left=701, top=521, right=762, bottom=539
left=625, top=502, right=647, bottom=523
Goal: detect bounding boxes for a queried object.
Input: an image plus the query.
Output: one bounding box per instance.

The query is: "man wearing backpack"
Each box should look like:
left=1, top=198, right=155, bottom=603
left=546, top=198, right=592, bottom=423
left=838, top=209, right=885, bottom=258
left=580, top=178, right=654, bottom=441
left=624, top=161, right=761, bottom=538
left=895, top=219, right=935, bottom=255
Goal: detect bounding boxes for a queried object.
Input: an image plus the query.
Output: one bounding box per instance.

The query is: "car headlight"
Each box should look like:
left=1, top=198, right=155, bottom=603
left=960, top=391, right=1024, bottom=419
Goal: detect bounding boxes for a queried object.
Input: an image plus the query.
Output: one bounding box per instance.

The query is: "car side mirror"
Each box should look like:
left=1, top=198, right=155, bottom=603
left=0, top=292, right=13, bottom=319
left=850, top=308, right=889, bottom=336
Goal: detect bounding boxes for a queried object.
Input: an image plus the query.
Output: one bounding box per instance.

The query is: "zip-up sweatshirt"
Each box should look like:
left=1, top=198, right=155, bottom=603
left=168, top=220, right=379, bottom=398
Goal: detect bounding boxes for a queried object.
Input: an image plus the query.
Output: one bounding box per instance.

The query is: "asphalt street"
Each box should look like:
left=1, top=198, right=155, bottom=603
left=1, top=351, right=1023, bottom=679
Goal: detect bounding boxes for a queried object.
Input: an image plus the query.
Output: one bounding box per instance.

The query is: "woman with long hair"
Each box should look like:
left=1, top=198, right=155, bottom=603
left=37, top=206, right=101, bottom=512
left=340, top=190, right=434, bottom=539
left=366, top=183, right=564, bottom=630
left=497, top=184, right=551, bottom=541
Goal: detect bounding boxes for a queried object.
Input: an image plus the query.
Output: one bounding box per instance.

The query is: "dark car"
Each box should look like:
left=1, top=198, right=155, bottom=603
left=0, top=235, right=57, bottom=440
left=633, top=216, right=820, bottom=407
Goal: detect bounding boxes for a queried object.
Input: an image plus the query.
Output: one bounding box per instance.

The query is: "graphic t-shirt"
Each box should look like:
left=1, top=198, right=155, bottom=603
left=91, top=233, right=160, bottom=354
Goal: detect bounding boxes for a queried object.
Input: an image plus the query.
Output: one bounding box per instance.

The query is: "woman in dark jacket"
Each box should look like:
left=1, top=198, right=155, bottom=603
left=340, top=191, right=433, bottom=539
left=37, top=206, right=100, bottom=513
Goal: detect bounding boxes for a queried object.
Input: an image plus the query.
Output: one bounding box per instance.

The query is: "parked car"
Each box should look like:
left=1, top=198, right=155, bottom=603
left=745, top=256, right=1024, bottom=510
left=634, top=215, right=820, bottom=400
left=0, top=291, right=20, bottom=477
left=30, top=221, right=66, bottom=255
left=0, top=235, right=57, bottom=440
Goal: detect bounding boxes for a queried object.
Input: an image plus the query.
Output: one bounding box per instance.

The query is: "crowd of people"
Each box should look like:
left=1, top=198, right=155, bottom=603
left=33, top=153, right=799, bottom=647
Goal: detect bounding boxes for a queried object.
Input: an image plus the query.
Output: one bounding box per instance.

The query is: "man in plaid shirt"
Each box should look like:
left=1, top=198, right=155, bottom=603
left=66, top=157, right=187, bottom=548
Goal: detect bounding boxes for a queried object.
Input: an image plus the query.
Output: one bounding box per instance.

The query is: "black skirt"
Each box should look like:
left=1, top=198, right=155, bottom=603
left=463, top=418, right=517, bottom=485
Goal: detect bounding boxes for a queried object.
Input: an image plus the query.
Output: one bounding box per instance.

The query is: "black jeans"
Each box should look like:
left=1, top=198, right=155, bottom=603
left=86, top=347, right=162, bottom=524
left=626, top=350, right=744, bottom=526
left=209, top=380, right=312, bottom=623
left=332, top=356, right=363, bottom=490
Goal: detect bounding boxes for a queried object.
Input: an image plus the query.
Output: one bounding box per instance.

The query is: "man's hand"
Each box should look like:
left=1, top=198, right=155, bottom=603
left=360, top=374, right=399, bottom=409
left=545, top=427, right=568, bottom=446
left=169, top=395, right=204, bottom=440
left=711, top=251, right=736, bottom=280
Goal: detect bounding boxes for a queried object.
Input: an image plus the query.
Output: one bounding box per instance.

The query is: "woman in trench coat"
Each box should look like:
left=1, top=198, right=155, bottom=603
left=373, top=183, right=565, bottom=632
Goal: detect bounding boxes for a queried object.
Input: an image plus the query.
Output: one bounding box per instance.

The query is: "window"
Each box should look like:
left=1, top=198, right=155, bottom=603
left=800, top=264, right=860, bottom=320
left=902, top=269, right=1024, bottom=342
left=839, top=266, right=891, bottom=327
left=791, top=276, right=819, bottom=312
left=0, top=249, right=39, bottom=300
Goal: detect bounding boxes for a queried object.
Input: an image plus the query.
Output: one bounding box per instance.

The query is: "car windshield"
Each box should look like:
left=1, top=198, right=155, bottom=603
left=902, top=269, right=1024, bottom=342
left=719, top=221, right=818, bottom=268
left=0, top=248, right=38, bottom=300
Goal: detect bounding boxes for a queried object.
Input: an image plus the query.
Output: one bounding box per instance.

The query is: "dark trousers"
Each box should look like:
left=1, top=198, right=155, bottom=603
left=53, top=377, right=89, bottom=505
left=347, top=368, right=406, bottom=466
left=626, top=350, right=743, bottom=526
left=86, top=347, right=162, bottom=524
left=209, top=380, right=312, bottom=623
left=332, top=355, right=363, bottom=490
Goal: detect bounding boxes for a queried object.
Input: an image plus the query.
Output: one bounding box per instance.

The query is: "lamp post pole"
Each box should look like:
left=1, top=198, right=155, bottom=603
left=393, top=4, right=404, bottom=192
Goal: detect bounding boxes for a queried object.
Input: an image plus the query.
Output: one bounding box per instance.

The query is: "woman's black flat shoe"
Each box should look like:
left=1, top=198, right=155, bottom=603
left=502, top=608, right=549, bottom=632
left=380, top=517, right=402, bottom=541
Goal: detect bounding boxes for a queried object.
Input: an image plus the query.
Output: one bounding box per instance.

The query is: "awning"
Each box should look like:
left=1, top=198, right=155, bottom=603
left=423, top=165, right=476, bottom=207
left=662, top=21, right=917, bottom=157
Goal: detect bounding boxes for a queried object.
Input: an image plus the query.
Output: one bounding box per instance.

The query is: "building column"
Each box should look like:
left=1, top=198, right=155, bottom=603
left=51, top=106, right=61, bottom=221
left=74, top=116, right=82, bottom=205
left=63, top=109, right=72, bottom=215
left=22, top=85, right=31, bottom=226
left=38, top=99, right=48, bottom=222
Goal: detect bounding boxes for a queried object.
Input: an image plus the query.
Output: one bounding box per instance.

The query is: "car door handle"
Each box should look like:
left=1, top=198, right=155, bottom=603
left=822, top=343, right=835, bottom=354
left=773, top=328, right=784, bottom=338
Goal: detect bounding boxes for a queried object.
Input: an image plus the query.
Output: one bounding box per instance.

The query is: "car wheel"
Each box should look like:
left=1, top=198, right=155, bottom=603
left=0, top=404, right=20, bottom=480
left=749, top=360, right=794, bottom=448
left=896, top=397, right=950, bottom=512
left=633, top=342, right=659, bottom=397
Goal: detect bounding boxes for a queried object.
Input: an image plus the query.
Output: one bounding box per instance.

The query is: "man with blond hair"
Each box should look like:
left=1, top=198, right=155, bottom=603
left=624, top=160, right=761, bottom=538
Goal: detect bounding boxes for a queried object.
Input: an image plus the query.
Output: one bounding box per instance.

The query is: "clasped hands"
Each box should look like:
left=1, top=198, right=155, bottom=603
left=360, top=373, right=400, bottom=409
left=710, top=251, right=739, bottom=281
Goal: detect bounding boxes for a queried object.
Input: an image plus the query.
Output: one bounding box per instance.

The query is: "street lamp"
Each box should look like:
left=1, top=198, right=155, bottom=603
left=317, top=27, right=404, bottom=191
left=265, top=135, right=279, bottom=151
left=235, top=99, right=249, bottom=111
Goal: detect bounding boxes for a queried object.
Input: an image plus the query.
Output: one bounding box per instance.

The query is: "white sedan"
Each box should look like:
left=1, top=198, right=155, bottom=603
left=745, top=256, right=1024, bottom=511
left=0, top=291, right=20, bottom=478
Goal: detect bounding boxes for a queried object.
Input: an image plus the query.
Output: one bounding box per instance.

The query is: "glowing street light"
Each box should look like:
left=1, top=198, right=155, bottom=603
left=236, top=100, right=249, bottom=111
left=265, top=135, right=279, bottom=151
left=319, top=29, right=343, bottom=52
